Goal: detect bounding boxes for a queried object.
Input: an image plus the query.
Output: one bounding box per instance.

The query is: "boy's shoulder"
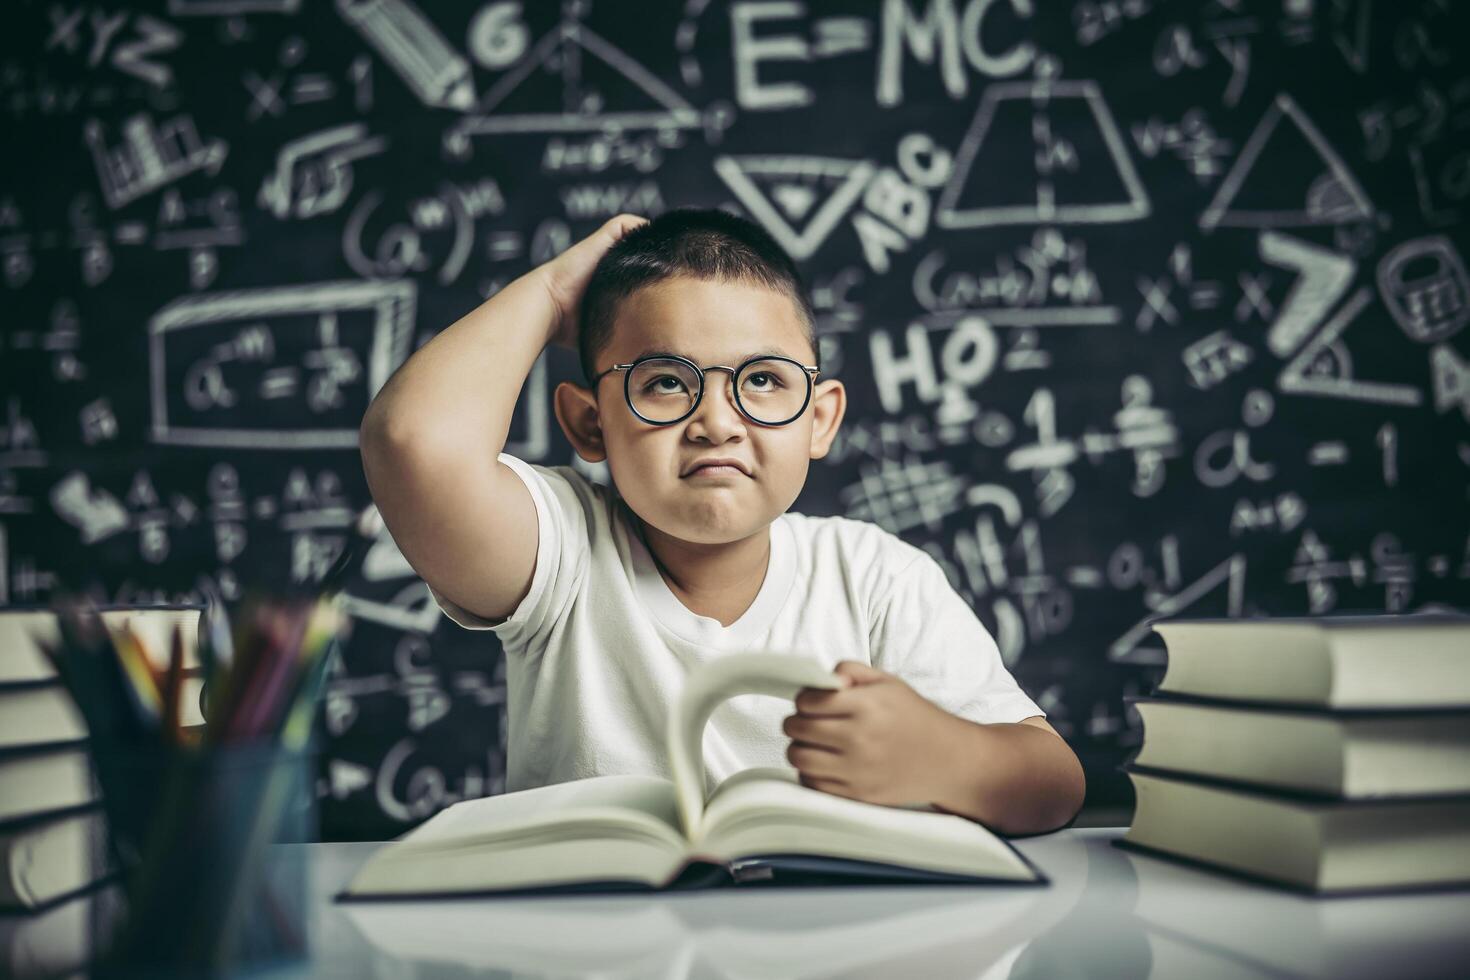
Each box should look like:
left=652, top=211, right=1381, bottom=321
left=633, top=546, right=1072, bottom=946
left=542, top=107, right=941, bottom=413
left=507, top=457, right=621, bottom=510
left=519, top=458, right=598, bottom=492
left=498, top=456, right=619, bottom=533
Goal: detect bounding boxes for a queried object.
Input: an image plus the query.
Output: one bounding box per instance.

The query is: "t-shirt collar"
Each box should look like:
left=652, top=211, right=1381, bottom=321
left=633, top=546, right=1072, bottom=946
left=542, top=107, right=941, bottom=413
left=624, top=509, right=795, bottom=647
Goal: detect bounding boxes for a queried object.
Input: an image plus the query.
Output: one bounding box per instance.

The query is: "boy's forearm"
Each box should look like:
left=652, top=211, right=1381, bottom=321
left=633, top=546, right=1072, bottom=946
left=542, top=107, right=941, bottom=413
left=361, top=270, right=560, bottom=456
left=928, top=718, right=1086, bottom=836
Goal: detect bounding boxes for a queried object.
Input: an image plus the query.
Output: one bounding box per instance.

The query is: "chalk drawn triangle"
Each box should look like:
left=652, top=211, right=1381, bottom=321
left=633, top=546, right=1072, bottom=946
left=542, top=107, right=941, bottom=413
left=1107, top=554, right=1246, bottom=665
left=360, top=523, right=413, bottom=582
left=1278, top=286, right=1424, bottom=406
left=1200, top=93, right=1374, bottom=231
left=344, top=519, right=448, bottom=633
left=1430, top=341, right=1470, bottom=421
left=937, top=79, right=1149, bottom=228
left=342, top=581, right=443, bottom=634
left=458, top=21, right=699, bottom=134
left=714, top=156, right=875, bottom=261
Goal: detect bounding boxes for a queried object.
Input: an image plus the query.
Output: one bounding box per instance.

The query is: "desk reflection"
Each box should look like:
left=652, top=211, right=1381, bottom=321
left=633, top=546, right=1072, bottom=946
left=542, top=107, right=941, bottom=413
left=322, top=831, right=1470, bottom=980
left=1113, top=843, right=1470, bottom=979
left=335, top=833, right=1091, bottom=980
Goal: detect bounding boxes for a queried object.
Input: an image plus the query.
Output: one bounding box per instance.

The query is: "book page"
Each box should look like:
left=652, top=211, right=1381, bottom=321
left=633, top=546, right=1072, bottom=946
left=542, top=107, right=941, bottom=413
left=379, top=774, right=684, bottom=853
left=666, top=652, right=846, bottom=841
left=343, top=774, right=691, bottom=897
left=690, top=768, right=1036, bottom=882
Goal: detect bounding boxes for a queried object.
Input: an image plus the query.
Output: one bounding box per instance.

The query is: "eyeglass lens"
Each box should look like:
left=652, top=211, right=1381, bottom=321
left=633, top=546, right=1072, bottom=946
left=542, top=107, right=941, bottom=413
left=628, top=357, right=809, bottom=425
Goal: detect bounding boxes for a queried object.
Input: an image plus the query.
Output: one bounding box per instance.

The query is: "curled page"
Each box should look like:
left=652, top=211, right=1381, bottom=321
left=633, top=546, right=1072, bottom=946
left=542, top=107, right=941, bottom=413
left=666, top=653, right=845, bottom=841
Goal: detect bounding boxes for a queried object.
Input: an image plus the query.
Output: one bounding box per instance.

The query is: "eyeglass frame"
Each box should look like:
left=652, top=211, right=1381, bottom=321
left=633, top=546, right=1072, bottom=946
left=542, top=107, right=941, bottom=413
left=590, top=352, right=821, bottom=427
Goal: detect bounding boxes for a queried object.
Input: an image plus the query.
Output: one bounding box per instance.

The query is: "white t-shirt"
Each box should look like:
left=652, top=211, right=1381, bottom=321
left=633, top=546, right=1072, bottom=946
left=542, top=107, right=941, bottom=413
left=429, top=453, right=1044, bottom=796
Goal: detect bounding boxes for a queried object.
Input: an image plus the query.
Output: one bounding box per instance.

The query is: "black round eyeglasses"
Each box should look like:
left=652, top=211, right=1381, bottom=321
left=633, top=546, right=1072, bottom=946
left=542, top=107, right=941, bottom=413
left=590, top=353, right=821, bottom=427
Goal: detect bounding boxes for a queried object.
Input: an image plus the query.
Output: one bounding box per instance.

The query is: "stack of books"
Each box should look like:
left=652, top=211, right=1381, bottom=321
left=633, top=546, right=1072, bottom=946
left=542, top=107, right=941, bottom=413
left=0, top=605, right=203, bottom=917
left=0, top=879, right=126, bottom=980
left=1120, top=612, right=1470, bottom=895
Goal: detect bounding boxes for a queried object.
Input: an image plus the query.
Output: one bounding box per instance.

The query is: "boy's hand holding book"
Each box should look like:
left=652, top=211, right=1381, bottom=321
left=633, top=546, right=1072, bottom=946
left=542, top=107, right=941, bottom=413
left=785, top=660, right=973, bottom=809
left=791, top=661, right=1085, bottom=834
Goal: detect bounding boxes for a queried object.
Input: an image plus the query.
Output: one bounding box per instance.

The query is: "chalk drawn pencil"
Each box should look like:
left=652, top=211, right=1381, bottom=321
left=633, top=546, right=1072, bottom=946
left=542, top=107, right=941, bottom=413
left=336, top=0, right=475, bottom=111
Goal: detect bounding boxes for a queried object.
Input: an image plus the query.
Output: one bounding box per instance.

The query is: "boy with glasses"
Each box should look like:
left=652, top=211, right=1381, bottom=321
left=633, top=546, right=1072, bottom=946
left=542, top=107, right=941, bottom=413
left=360, top=208, right=1084, bottom=835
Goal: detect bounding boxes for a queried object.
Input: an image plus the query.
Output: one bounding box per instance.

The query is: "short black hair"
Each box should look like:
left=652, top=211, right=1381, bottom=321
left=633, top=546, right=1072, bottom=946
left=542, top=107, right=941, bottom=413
left=577, top=206, right=819, bottom=386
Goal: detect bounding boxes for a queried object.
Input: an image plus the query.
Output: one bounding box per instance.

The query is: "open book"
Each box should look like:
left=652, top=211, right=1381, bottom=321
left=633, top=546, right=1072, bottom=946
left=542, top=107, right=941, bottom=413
left=338, top=654, right=1045, bottom=898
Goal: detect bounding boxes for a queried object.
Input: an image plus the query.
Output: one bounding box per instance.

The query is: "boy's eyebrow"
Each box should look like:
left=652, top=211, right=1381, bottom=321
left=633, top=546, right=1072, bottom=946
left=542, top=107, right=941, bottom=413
left=629, top=347, right=797, bottom=363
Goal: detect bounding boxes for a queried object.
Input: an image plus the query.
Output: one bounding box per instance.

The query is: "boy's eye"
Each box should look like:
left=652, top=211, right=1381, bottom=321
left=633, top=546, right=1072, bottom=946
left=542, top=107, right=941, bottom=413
left=645, top=375, right=687, bottom=393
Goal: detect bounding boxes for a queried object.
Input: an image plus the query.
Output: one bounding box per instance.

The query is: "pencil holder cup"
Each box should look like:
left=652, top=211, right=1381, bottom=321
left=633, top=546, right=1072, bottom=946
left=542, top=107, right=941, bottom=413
left=89, top=739, right=318, bottom=978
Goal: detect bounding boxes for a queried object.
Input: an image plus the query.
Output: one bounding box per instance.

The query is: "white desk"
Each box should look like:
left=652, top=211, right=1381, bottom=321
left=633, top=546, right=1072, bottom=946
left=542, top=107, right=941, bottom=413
left=287, top=828, right=1470, bottom=979
left=8, top=829, right=1469, bottom=978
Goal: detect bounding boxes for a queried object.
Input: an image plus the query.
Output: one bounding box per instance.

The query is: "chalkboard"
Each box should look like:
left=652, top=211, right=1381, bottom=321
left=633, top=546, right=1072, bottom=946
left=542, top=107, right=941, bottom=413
left=2, top=0, right=1467, bottom=839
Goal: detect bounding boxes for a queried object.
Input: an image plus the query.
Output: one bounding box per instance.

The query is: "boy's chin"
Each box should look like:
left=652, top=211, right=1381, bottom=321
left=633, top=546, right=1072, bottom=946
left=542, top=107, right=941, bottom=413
left=642, top=511, right=772, bottom=548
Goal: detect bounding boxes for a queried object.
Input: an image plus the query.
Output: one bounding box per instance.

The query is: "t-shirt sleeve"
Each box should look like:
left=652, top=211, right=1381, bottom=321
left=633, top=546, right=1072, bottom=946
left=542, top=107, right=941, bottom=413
left=427, top=452, right=590, bottom=642
left=870, top=553, right=1043, bottom=725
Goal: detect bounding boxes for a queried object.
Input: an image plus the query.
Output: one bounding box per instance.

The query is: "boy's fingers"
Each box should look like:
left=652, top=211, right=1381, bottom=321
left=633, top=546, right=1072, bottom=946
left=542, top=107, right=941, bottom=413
left=783, top=713, right=846, bottom=749
left=793, top=686, right=853, bottom=715
left=564, top=214, right=645, bottom=264
left=789, top=742, right=844, bottom=780
left=833, top=660, right=885, bottom=686
left=603, top=213, right=647, bottom=242
left=798, top=772, right=851, bottom=795
left=539, top=215, right=648, bottom=340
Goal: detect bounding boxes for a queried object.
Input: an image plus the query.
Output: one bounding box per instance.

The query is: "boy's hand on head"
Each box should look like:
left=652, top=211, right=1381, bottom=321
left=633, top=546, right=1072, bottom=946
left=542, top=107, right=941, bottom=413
left=539, top=213, right=649, bottom=351
left=783, top=661, right=965, bottom=809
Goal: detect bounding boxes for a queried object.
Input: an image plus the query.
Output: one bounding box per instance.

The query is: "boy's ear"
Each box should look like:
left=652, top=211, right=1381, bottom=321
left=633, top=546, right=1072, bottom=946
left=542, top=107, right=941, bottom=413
left=807, top=378, right=846, bottom=461
left=553, top=381, right=608, bottom=463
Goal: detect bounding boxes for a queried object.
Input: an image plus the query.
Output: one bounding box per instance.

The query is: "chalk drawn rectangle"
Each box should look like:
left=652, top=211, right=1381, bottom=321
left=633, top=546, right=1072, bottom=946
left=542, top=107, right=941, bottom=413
left=149, top=281, right=415, bottom=449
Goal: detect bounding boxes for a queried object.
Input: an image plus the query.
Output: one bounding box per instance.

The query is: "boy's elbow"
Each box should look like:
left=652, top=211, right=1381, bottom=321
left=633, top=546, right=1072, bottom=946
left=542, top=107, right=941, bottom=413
left=1050, top=746, right=1087, bottom=831
left=1021, top=736, right=1087, bottom=836
left=359, top=403, right=426, bottom=461
left=359, top=401, right=390, bottom=454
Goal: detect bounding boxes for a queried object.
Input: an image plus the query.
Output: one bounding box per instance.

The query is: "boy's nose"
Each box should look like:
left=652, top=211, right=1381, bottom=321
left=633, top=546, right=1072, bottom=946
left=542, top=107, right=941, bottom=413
left=689, top=371, right=747, bottom=430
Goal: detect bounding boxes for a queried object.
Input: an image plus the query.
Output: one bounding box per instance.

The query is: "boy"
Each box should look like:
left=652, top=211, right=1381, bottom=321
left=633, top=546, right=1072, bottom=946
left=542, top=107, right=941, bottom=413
left=359, top=209, right=1085, bottom=835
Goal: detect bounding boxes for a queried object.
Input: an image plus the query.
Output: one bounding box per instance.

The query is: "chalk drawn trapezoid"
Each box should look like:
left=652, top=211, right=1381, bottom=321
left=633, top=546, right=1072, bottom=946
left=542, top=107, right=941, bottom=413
left=937, top=80, right=1150, bottom=228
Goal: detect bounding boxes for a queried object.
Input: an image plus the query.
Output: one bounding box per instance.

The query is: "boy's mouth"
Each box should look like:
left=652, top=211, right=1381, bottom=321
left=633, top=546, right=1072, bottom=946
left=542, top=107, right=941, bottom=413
left=682, top=457, right=751, bottom=477
left=685, top=465, right=747, bottom=478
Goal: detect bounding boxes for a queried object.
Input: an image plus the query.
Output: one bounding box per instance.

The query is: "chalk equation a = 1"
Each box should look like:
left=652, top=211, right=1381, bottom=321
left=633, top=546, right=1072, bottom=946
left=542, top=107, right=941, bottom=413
left=148, top=280, right=415, bottom=449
